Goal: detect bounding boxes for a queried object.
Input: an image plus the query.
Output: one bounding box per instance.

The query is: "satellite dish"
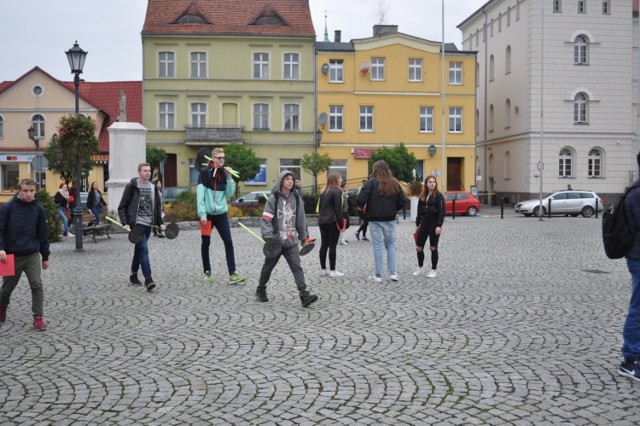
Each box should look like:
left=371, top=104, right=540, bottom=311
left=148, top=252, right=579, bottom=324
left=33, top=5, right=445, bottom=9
left=321, top=63, right=329, bottom=75
left=318, top=112, right=327, bottom=125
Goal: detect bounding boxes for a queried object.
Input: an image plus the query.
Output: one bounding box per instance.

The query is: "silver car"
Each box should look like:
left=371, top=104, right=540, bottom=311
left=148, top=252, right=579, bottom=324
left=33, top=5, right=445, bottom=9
left=514, top=190, right=604, bottom=218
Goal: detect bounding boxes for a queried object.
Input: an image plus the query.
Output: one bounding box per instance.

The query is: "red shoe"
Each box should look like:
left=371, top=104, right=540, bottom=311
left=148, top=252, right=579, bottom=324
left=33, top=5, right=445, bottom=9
left=33, top=316, right=48, bottom=331
left=0, top=306, right=6, bottom=323
left=306, top=237, right=316, bottom=244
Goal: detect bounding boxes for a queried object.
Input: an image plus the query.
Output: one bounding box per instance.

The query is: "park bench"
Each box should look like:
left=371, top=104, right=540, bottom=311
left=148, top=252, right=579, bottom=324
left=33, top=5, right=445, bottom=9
left=82, top=222, right=111, bottom=243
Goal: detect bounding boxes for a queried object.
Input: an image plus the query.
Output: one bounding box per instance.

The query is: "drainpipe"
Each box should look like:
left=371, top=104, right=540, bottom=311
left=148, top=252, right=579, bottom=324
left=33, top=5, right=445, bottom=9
left=313, top=41, right=318, bottom=193
left=482, top=8, right=489, bottom=205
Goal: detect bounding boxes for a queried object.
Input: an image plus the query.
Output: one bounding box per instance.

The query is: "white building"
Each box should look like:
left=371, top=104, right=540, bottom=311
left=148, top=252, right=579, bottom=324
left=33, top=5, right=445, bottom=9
left=458, top=0, right=638, bottom=204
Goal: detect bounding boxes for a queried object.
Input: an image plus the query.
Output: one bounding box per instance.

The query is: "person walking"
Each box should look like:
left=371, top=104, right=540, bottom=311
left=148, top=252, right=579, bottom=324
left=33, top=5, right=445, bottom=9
left=356, top=160, right=407, bottom=283
left=255, top=171, right=318, bottom=307
left=619, top=153, right=640, bottom=381
left=54, top=182, right=73, bottom=237
left=118, top=163, right=165, bottom=292
left=86, top=182, right=107, bottom=225
left=413, top=176, right=445, bottom=278
left=318, top=171, right=345, bottom=278
left=354, top=179, right=369, bottom=241
left=197, top=147, right=245, bottom=285
left=152, top=180, right=165, bottom=238
left=0, top=178, right=50, bottom=330
left=339, top=180, right=350, bottom=245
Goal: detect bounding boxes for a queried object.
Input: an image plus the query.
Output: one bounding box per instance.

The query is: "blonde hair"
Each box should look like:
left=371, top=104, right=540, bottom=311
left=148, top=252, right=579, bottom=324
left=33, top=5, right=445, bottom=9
left=322, top=171, right=342, bottom=195
left=212, top=147, right=224, bottom=156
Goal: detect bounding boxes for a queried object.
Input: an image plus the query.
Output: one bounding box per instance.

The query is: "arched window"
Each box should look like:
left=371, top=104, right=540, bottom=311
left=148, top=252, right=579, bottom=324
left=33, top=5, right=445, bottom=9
left=505, top=45, right=511, bottom=74
left=505, top=99, right=511, bottom=128
left=489, top=104, right=494, bottom=132
left=588, top=148, right=602, bottom=177
left=489, top=55, right=495, bottom=81
left=574, top=92, right=588, bottom=123
left=476, top=62, right=480, bottom=87
left=0, top=115, right=4, bottom=138
left=505, top=151, right=511, bottom=179
left=31, top=114, right=45, bottom=138
left=559, top=148, right=573, bottom=177
left=476, top=109, right=480, bottom=136
left=574, top=35, right=588, bottom=64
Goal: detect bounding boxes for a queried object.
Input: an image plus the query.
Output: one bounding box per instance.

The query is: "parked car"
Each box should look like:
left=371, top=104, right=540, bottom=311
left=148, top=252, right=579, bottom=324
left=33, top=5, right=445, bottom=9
left=444, top=191, right=481, bottom=216
left=514, top=190, right=604, bottom=217
left=163, top=186, right=190, bottom=205
left=230, top=191, right=270, bottom=207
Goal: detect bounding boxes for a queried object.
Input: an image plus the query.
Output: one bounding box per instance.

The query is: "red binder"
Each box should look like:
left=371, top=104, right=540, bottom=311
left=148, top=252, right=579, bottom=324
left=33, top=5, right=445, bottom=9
left=0, top=254, right=15, bottom=276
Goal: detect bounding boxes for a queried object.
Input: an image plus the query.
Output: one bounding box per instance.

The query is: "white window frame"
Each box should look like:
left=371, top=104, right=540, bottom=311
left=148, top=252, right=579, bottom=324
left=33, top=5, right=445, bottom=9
left=191, top=102, right=207, bottom=127
left=574, top=35, right=588, bottom=65
left=159, top=51, right=175, bottom=78
left=359, top=106, right=374, bottom=132
left=588, top=148, right=602, bottom=177
left=574, top=93, right=588, bottom=124
left=328, top=160, right=348, bottom=182
left=253, top=52, right=269, bottom=80
left=449, top=62, right=462, bottom=85
left=578, top=0, right=586, bottom=13
left=559, top=148, right=572, bottom=177
left=253, top=103, right=269, bottom=130
left=329, top=105, right=343, bottom=132
left=370, top=57, right=385, bottom=81
left=553, top=0, right=562, bottom=13
left=283, top=53, right=299, bottom=80
left=419, top=107, right=434, bottom=133
left=279, top=158, right=301, bottom=179
left=159, top=102, right=175, bottom=130
left=31, top=114, right=45, bottom=138
left=602, top=0, right=610, bottom=14
left=449, top=107, right=463, bottom=133
left=283, top=104, right=300, bottom=131
left=190, top=52, right=206, bottom=79
left=408, top=58, right=422, bottom=82
left=329, top=60, right=343, bottom=83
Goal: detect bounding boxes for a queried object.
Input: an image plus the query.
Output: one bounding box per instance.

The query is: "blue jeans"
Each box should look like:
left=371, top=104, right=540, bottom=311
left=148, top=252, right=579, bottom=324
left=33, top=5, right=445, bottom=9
left=624, top=259, right=640, bottom=361
left=58, top=206, right=69, bottom=234
left=90, top=205, right=101, bottom=224
left=131, top=225, right=152, bottom=278
left=368, top=221, right=397, bottom=276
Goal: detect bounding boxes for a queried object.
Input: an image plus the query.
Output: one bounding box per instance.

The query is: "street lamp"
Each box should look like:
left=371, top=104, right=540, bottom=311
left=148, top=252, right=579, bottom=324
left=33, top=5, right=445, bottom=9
left=27, top=126, right=40, bottom=188
left=65, top=41, right=88, bottom=252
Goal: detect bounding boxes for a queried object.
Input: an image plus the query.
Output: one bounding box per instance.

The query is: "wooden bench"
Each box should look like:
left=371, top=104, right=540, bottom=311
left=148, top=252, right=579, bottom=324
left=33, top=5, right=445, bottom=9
left=82, top=223, right=111, bottom=243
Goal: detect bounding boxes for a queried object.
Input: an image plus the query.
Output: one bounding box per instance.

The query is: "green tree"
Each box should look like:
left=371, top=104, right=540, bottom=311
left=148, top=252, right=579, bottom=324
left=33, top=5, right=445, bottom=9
left=369, top=144, right=417, bottom=183
left=222, top=144, right=261, bottom=197
left=146, top=146, right=167, bottom=182
left=44, top=115, right=99, bottom=185
left=301, top=152, right=332, bottom=194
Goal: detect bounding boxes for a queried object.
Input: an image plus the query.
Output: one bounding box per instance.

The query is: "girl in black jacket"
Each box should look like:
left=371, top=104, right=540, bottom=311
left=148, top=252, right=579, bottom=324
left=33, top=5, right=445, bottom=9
left=318, top=171, right=345, bottom=278
left=414, top=175, right=445, bottom=278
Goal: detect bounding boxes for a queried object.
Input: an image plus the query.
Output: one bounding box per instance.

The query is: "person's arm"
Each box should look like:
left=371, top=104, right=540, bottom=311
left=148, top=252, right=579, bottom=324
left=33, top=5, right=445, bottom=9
left=416, top=199, right=424, bottom=227
left=356, top=181, right=372, bottom=209
left=224, top=169, right=235, bottom=199
left=295, top=195, right=307, bottom=241
left=334, top=189, right=345, bottom=230
left=260, top=194, right=277, bottom=240
left=37, top=206, right=50, bottom=263
left=436, top=193, right=446, bottom=228
left=117, top=184, right=132, bottom=226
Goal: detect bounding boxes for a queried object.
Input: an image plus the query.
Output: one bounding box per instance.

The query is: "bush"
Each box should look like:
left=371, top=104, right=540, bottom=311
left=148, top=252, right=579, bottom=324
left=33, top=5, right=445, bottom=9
left=36, top=189, right=61, bottom=243
left=164, top=190, right=197, bottom=222
left=227, top=205, right=263, bottom=218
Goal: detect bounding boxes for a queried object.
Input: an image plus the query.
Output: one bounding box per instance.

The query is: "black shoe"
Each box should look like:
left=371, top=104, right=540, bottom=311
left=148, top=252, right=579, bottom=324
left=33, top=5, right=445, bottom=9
left=256, top=286, right=269, bottom=302
left=130, top=274, right=143, bottom=285
left=144, top=277, right=156, bottom=292
left=300, top=290, right=318, bottom=307
left=158, top=234, right=165, bottom=238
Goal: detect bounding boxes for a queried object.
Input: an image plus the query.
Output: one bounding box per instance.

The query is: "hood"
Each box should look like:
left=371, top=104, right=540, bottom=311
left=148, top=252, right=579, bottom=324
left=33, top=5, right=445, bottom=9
left=272, top=170, right=295, bottom=194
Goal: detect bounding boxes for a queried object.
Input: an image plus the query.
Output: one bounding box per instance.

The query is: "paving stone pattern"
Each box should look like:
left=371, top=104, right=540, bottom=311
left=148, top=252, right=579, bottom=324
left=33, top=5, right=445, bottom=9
left=0, top=208, right=638, bottom=425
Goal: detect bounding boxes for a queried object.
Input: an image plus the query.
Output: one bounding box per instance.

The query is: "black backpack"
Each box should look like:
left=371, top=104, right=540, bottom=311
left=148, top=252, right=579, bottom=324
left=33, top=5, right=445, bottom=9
left=602, top=184, right=640, bottom=259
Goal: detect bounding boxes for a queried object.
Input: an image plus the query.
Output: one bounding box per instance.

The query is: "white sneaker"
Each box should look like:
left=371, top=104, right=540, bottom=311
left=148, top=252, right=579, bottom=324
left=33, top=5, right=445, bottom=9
left=412, top=267, right=424, bottom=276
left=427, top=270, right=438, bottom=278
left=368, top=275, right=382, bottom=283
left=68, top=232, right=74, bottom=237
left=340, top=240, right=348, bottom=245
left=390, top=273, right=399, bottom=281
left=320, top=269, right=329, bottom=277
left=329, top=270, right=344, bottom=278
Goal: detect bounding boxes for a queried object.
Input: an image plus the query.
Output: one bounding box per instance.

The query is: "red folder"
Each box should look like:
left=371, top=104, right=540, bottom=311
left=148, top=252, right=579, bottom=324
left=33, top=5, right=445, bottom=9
left=0, top=254, right=15, bottom=276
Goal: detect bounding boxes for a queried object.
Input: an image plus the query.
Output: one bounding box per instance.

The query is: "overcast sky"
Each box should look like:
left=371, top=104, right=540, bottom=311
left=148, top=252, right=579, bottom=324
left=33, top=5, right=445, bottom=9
left=0, top=0, right=486, bottom=82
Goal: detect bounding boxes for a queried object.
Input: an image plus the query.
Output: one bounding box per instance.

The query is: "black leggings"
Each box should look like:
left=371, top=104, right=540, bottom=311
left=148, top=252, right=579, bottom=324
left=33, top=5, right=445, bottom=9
left=356, top=212, right=368, bottom=237
left=319, top=222, right=340, bottom=270
left=416, top=222, right=440, bottom=270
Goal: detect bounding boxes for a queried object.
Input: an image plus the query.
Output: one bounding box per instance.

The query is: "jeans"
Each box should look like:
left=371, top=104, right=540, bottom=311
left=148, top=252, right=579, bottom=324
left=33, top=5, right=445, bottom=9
left=90, top=205, right=101, bottom=224
left=58, top=206, right=69, bottom=234
left=624, top=259, right=640, bottom=361
left=201, top=213, right=236, bottom=275
left=0, top=253, right=44, bottom=316
left=131, top=225, right=152, bottom=278
left=368, top=221, right=397, bottom=276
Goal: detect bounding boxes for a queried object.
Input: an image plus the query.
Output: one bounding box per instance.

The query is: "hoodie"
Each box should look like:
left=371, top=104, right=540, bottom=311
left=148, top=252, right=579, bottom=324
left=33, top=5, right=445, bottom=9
left=260, top=171, right=307, bottom=249
left=197, top=165, right=235, bottom=218
left=0, top=193, right=50, bottom=261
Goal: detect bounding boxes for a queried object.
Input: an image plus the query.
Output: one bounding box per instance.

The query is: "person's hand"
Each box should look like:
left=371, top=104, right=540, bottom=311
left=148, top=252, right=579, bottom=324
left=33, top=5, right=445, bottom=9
left=435, top=226, right=441, bottom=236
left=123, top=224, right=131, bottom=231
left=42, top=260, right=49, bottom=270
left=200, top=217, right=208, bottom=225
left=0, top=250, right=6, bottom=263
left=160, top=224, right=166, bottom=231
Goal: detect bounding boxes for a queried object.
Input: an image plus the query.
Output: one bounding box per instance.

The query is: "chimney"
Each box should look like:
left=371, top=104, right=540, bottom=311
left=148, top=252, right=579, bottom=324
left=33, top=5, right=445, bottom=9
left=373, top=24, right=398, bottom=37
left=335, top=30, right=341, bottom=43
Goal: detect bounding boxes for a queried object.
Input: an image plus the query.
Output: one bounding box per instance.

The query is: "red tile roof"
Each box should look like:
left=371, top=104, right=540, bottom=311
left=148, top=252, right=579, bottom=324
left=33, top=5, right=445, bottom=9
left=142, top=0, right=315, bottom=37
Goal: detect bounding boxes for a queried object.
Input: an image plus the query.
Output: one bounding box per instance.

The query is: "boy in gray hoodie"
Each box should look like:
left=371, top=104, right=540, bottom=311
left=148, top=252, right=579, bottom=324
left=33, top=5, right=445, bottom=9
left=256, top=171, right=318, bottom=307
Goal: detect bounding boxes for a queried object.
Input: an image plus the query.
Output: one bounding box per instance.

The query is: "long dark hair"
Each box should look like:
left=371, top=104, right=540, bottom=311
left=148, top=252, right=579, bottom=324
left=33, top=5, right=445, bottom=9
left=371, top=160, right=398, bottom=197
left=419, top=175, right=439, bottom=202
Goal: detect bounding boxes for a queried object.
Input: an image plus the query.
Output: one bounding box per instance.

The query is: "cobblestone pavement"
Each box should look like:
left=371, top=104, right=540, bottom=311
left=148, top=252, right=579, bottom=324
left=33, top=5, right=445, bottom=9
left=1, top=207, right=638, bottom=425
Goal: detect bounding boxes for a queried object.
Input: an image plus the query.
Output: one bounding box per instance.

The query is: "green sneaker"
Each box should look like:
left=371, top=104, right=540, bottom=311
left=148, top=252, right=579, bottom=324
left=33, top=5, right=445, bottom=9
left=203, top=271, right=214, bottom=284
left=229, top=272, right=246, bottom=285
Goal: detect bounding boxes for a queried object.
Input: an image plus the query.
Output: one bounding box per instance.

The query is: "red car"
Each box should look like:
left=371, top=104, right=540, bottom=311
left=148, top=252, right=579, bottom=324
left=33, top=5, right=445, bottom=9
left=444, top=191, right=481, bottom=216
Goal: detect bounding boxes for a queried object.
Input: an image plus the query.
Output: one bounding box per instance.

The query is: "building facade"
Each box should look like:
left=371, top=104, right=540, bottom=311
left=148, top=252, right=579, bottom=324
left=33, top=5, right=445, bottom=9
left=459, top=0, right=638, bottom=204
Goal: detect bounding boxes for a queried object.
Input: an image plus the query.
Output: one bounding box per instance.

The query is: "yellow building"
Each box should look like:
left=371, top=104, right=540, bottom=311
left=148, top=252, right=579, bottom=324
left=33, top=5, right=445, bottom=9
left=316, top=25, right=477, bottom=191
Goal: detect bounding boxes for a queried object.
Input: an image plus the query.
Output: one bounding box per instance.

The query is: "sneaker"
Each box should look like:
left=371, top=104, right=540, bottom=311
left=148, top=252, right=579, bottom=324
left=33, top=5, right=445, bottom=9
left=158, top=234, right=165, bottom=239
left=427, top=270, right=438, bottom=278
left=390, top=273, right=399, bottom=281
left=354, top=232, right=360, bottom=241
left=0, top=306, right=6, bottom=323
left=412, top=267, right=424, bottom=276
left=329, top=270, right=344, bottom=278
left=362, top=236, right=370, bottom=241
left=368, top=275, right=383, bottom=283
left=130, top=274, right=143, bottom=285
left=203, top=271, right=215, bottom=284
left=300, top=290, right=318, bottom=307
left=68, top=232, right=74, bottom=237
left=306, top=237, right=316, bottom=244
left=340, top=240, right=348, bottom=245
left=144, top=277, right=156, bottom=292
left=619, top=360, right=640, bottom=382
left=33, top=316, right=48, bottom=331
left=320, top=269, right=329, bottom=277
left=229, top=272, right=246, bottom=285
left=256, top=286, right=269, bottom=303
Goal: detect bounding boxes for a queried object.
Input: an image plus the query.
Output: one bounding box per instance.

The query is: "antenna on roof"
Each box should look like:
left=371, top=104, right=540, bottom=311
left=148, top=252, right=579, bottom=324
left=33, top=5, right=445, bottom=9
left=323, top=10, right=329, bottom=42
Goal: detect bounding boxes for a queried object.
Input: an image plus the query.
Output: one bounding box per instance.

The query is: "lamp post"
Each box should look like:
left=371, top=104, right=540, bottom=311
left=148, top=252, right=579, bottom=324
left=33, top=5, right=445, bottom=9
left=65, top=41, right=88, bottom=252
left=27, top=126, right=40, bottom=188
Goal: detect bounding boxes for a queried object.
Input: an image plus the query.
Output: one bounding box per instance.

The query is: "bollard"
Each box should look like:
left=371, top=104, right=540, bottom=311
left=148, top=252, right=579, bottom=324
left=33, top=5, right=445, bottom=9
left=548, top=198, right=552, bottom=219
left=595, top=198, right=599, bottom=219
left=501, top=197, right=504, bottom=219
left=452, top=199, right=456, bottom=219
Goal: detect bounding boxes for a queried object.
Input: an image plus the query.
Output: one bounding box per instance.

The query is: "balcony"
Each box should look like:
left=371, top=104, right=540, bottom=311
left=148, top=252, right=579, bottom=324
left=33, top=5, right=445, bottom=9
left=185, top=125, right=244, bottom=144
